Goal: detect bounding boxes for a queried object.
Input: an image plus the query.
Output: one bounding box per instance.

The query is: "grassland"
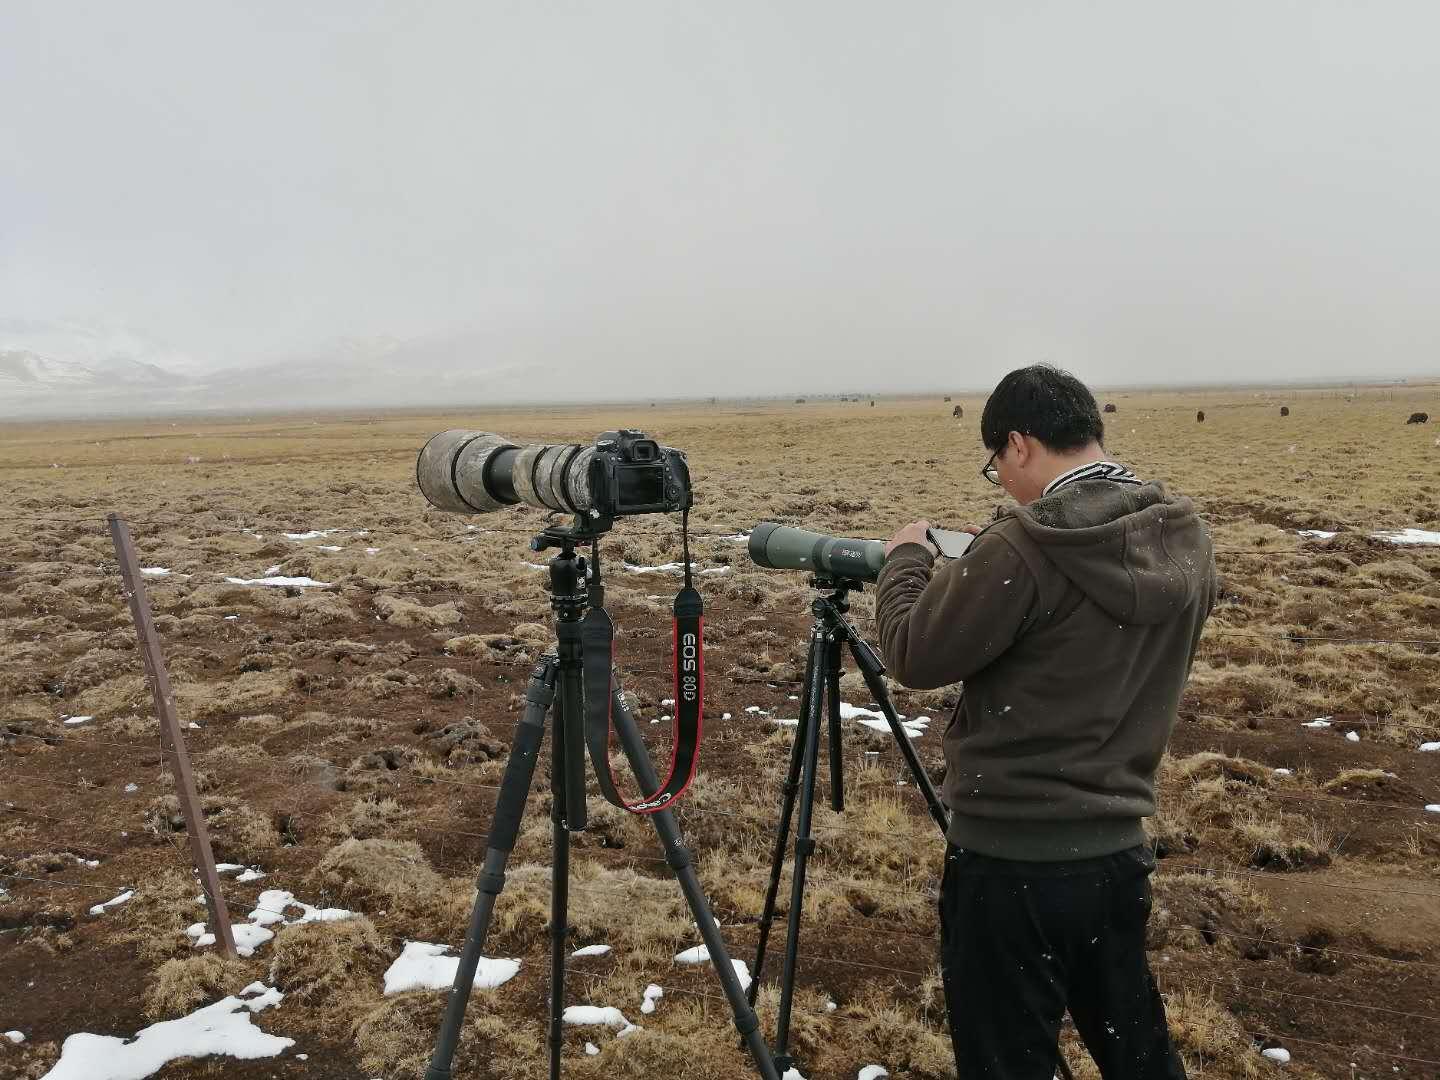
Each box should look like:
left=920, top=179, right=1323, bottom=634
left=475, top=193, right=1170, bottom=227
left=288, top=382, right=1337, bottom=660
left=2, top=385, right=1439, bottom=1079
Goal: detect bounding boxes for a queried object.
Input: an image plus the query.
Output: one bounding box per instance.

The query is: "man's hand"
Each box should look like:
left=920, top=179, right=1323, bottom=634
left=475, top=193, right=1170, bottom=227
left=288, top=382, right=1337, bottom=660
left=885, top=519, right=937, bottom=557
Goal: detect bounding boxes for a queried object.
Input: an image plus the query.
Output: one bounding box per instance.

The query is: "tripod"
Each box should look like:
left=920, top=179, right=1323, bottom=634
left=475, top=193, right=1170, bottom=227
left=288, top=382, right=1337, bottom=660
left=424, top=526, right=779, bottom=1080
left=746, top=574, right=947, bottom=1074
left=747, top=574, right=1076, bottom=1080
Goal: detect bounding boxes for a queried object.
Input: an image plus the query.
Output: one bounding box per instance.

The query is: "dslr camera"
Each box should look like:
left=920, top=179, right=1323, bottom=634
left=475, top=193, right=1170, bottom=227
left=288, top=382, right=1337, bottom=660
left=417, top=427, right=692, bottom=530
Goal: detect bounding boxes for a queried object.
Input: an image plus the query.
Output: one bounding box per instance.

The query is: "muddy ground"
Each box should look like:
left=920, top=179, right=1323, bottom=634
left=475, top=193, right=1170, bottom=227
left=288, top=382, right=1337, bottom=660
left=3, top=390, right=1439, bottom=1079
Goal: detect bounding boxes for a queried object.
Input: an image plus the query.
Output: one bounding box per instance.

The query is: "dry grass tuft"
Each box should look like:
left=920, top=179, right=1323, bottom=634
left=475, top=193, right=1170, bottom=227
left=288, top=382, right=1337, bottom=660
left=1233, top=811, right=1333, bottom=871
left=1173, top=752, right=1272, bottom=787
left=567, top=1002, right=760, bottom=1080
left=1151, top=871, right=1277, bottom=958
left=116, top=867, right=212, bottom=965
left=267, top=916, right=392, bottom=1019
left=374, top=594, right=463, bottom=628
left=142, top=953, right=256, bottom=1019
left=354, top=989, right=543, bottom=1079
left=1320, top=767, right=1402, bottom=797
left=311, top=837, right=443, bottom=908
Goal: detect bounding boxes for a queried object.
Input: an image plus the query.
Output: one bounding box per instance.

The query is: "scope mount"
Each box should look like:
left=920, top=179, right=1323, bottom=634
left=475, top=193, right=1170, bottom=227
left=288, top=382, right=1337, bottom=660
left=809, top=573, right=866, bottom=594
left=530, top=513, right=615, bottom=552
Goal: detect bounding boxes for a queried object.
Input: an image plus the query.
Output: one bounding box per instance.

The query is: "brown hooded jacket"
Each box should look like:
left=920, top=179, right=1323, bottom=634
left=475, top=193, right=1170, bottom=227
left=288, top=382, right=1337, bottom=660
left=875, top=480, right=1216, bottom=860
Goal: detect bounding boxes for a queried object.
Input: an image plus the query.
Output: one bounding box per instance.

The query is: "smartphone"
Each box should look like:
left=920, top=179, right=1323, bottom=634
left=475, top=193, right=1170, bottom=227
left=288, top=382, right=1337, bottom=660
left=926, top=527, right=975, bottom=559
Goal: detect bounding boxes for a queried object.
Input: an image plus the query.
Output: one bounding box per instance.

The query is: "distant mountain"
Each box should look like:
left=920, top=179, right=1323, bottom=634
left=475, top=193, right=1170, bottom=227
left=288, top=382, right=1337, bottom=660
left=0, top=319, right=200, bottom=417
left=0, top=323, right=559, bottom=418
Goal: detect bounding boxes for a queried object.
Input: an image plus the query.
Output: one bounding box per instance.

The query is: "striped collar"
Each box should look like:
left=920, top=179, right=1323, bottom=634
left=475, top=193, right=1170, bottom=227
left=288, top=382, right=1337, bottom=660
left=1042, top=460, right=1142, bottom=496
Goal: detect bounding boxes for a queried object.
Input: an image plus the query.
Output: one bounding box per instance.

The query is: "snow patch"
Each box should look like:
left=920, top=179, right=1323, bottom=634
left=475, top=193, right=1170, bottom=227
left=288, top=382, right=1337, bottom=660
left=572, top=944, right=612, bottom=958
left=188, top=922, right=274, bottom=957
left=4, top=1031, right=24, bottom=1044
left=188, top=890, right=353, bottom=958
left=140, top=567, right=170, bottom=577
left=1373, top=528, right=1440, bottom=546
left=1419, top=742, right=1440, bottom=753
left=383, top=941, right=520, bottom=995
left=249, top=890, right=352, bottom=927
left=839, top=702, right=929, bottom=738
left=640, top=983, right=664, bottom=1015
left=89, top=890, right=134, bottom=916
left=63, top=716, right=94, bottom=726
left=562, top=1005, right=630, bottom=1028
left=39, top=982, right=291, bottom=1080
left=858, top=1068, right=890, bottom=1080
left=224, top=576, right=332, bottom=588
left=1261, top=1046, right=1291, bottom=1064
left=561, top=1005, right=638, bottom=1037
left=673, top=945, right=752, bottom=991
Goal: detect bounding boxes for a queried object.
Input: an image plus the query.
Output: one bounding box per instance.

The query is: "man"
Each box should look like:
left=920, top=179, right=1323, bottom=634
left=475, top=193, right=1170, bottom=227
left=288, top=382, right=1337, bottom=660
left=876, top=364, right=1214, bottom=1079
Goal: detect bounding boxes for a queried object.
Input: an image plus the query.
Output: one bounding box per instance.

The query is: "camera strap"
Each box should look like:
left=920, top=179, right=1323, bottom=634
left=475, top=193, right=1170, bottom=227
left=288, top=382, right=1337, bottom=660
left=582, top=512, right=705, bottom=814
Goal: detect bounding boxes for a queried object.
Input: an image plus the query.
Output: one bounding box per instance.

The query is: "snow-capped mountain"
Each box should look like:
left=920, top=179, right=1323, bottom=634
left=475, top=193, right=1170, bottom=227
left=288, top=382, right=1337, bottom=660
left=0, top=319, right=198, bottom=415
left=0, top=322, right=556, bottom=417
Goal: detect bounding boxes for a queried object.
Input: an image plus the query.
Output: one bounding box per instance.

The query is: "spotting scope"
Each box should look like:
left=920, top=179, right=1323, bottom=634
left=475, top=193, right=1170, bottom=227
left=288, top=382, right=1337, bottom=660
left=747, top=522, right=886, bottom=583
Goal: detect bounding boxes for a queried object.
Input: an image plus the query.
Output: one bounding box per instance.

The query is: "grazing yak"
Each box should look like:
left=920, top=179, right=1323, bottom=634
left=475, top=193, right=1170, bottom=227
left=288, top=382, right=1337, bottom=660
left=1407, top=412, right=1429, bottom=424
left=952, top=404, right=963, bottom=419
left=1280, top=406, right=1290, bottom=417
left=1103, top=403, right=1117, bottom=413
left=1196, top=410, right=1205, bottom=423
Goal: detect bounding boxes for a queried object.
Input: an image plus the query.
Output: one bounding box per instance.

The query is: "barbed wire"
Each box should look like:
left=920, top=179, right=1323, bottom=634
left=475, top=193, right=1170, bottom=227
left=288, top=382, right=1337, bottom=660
left=7, top=705, right=1437, bottom=832
left=7, top=508, right=1440, bottom=1070
left=9, top=503, right=1438, bottom=549
left=7, top=851, right=1439, bottom=983
left=1234, top=1029, right=1440, bottom=1069
left=9, top=568, right=1440, bottom=653
left=2, top=861, right=1433, bottom=1073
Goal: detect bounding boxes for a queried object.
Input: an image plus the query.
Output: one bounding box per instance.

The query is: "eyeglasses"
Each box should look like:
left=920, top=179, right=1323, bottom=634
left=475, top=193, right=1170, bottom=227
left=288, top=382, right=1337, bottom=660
left=980, top=450, right=1001, bottom=486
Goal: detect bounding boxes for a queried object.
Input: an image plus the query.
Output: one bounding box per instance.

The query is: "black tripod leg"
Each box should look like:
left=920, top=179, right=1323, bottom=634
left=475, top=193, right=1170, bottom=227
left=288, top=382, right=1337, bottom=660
left=549, top=662, right=582, bottom=1080
left=746, top=649, right=814, bottom=1011
left=424, top=658, right=556, bottom=1080
left=774, top=627, right=828, bottom=1071
left=825, top=634, right=844, bottom=813
left=608, top=683, right=781, bottom=1080
left=842, top=628, right=950, bottom=835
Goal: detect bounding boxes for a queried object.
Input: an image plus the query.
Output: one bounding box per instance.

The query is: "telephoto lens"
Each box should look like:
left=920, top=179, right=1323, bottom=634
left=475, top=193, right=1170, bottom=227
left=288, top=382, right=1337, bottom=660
left=747, top=522, right=887, bottom=582
left=416, top=430, right=597, bottom=515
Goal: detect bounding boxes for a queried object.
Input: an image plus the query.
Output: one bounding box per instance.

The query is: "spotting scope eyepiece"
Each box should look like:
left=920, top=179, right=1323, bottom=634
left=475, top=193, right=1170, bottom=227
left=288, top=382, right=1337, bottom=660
left=747, top=522, right=887, bottom=583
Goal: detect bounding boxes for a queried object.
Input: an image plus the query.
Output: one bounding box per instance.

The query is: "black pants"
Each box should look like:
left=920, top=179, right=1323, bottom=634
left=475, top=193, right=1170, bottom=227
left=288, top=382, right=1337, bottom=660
left=939, top=843, right=1185, bottom=1080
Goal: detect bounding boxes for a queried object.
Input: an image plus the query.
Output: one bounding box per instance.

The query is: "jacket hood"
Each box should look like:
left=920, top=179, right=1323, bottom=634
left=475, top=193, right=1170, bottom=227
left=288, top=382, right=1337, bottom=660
left=1005, top=480, right=1211, bottom=624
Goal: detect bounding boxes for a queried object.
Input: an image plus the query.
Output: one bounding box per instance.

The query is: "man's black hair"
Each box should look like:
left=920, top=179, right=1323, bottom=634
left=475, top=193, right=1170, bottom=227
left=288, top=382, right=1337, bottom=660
left=980, top=364, right=1105, bottom=453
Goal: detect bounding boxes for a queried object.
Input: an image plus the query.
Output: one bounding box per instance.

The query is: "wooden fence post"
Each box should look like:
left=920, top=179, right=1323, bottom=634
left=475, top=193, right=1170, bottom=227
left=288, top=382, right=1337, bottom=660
left=107, top=513, right=237, bottom=958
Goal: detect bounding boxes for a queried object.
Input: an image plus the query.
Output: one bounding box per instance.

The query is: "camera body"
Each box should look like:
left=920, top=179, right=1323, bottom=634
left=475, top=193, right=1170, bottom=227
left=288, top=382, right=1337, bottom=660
left=590, top=429, right=693, bottom=518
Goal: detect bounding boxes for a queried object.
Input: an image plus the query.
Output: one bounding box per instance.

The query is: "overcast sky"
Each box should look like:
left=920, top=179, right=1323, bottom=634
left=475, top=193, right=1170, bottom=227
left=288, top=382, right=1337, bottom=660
left=3, top=1, right=1438, bottom=397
